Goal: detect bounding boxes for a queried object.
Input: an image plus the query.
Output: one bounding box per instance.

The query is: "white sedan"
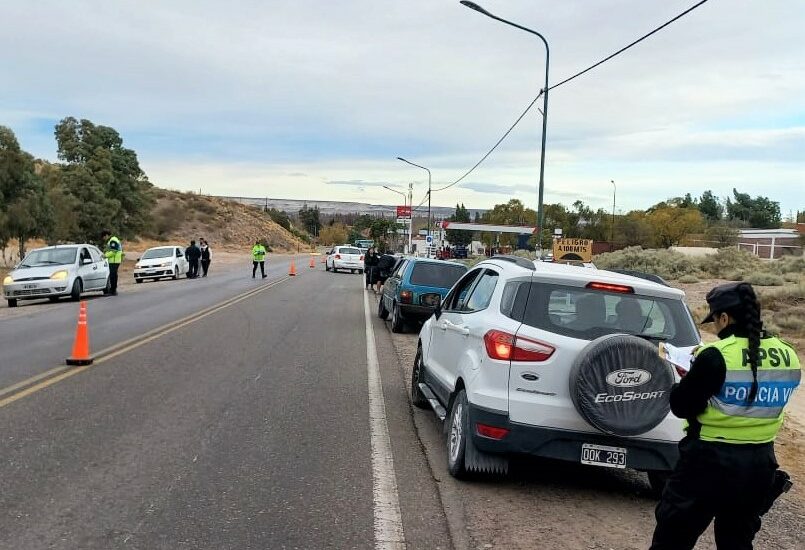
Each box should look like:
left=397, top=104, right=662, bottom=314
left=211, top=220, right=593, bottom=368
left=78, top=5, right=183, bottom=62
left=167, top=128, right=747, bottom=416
left=2, top=244, right=110, bottom=307
left=134, top=246, right=189, bottom=282
left=325, top=246, right=364, bottom=274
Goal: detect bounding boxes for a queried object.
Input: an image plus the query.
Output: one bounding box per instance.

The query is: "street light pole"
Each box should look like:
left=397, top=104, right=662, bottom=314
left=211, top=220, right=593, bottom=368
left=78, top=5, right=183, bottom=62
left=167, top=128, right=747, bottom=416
left=611, top=180, right=616, bottom=244
left=397, top=157, right=432, bottom=257
left=383, top=185, right=409, bottom=253
left=460, top=1, right=550, bottom=252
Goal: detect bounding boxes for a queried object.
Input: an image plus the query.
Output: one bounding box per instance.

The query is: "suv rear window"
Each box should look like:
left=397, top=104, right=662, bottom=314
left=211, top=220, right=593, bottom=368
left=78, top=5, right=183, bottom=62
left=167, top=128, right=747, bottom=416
left=337, top=248, right=361, bottom=255
left=519, top=283, right=699, bottom=347
left=409, top=263, right=467, bottom=288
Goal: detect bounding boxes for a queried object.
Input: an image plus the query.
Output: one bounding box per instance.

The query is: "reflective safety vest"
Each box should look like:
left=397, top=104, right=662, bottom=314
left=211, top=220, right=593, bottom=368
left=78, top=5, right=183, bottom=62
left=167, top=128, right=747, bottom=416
left=252, top=244, right=266, bottom=262
left=694, top=335, right=801, bottom=444
left=105, top=236, right=123, bottom=264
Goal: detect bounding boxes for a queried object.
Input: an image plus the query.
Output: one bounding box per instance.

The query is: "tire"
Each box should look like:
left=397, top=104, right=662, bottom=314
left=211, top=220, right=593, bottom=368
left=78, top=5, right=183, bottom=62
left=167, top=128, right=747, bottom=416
left=70, top=279, right=82, bottom=301
left=49, top=296, right=60, bottom=303
left=447, top=390, right=469, bottom=478
left=172, top=266, right=179, bottom=280
left=411, top=347, right=429, bottom=409
left=568, top=334, right=675, bottom=437
left=359, top=269, right=364, bottom=274
left=391, top=302, right=405, bottom=333
left=7, top=299, right=17, bottom=308
left=325, top=262, right=330, bottom=272
left=102, top=277, right=111, bottom=295
left=647, top=471, right=670, bottom=498
left=378, top=295, right=389, bottom=320
left=135, top=278, right=143, bottom=284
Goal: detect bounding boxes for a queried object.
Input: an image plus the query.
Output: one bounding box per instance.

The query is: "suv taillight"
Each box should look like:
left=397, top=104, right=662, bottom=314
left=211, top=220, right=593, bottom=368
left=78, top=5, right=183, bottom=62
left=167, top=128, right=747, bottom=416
left=400, top=290, right=413, bottom=304
left=586, top=281, right=634, bottom=293
left=359, top=255, right=364, bottom=261
left=335, top=254, right=341, bottom=260
left=483, top=330, right=555, bottom=362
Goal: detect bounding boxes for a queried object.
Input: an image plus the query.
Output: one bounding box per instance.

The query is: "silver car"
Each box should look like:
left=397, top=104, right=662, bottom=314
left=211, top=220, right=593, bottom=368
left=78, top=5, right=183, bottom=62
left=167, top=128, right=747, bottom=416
left=2, top=244, right=110, bottom=307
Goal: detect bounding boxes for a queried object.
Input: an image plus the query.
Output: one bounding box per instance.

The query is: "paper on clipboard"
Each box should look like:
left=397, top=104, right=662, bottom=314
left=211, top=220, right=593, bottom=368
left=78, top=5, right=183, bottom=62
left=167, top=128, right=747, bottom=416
left=659, top=342, right=698, bottom=373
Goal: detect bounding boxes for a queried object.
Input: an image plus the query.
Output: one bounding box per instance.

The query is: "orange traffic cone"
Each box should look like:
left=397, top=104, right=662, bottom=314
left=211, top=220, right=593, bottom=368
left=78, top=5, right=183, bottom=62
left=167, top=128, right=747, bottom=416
left=289, top=260, right=297, bottom=276
left=309, top=257, right=316, bottom=269
left=66, top=301, right=93, bottom=366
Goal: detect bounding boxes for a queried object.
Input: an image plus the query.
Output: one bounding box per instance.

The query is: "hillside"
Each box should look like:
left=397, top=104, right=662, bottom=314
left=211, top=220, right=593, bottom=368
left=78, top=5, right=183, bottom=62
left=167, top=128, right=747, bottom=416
left=146, top=189, right=311, bottom=252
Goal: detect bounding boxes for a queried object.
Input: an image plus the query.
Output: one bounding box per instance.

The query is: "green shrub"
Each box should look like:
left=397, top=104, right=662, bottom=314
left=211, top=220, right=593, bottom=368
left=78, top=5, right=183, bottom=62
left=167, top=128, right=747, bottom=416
left=744, top=272, right=784, bottom=287
left=776, top=256, right=805, bottom=275
left=783, top=272, right=803, bottom=283
left=678, top=274, right=700, bottom=284
left=759, top=283, right=805, bottom=310
left=696, top=247, right=760, bottom=278
left=594, top=247, right=697, bottom=280
left=723, top=270, right=744, bottom=281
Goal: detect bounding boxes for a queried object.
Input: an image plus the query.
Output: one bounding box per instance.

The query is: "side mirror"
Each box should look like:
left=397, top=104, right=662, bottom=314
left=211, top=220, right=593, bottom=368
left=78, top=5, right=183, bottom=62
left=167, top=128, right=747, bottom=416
left=136, top=257, right=140, bottom=262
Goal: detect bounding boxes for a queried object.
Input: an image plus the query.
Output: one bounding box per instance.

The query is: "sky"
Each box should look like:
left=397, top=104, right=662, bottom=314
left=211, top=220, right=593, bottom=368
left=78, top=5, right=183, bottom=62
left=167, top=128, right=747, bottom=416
left=1, top=0, right=803, bottom=215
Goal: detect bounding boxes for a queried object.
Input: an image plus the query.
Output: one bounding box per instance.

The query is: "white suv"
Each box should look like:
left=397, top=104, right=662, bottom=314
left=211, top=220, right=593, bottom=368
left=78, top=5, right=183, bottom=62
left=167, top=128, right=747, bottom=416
left=412, top=256, right=700, bottom=494
left=325, top=245, right=364, bottom=274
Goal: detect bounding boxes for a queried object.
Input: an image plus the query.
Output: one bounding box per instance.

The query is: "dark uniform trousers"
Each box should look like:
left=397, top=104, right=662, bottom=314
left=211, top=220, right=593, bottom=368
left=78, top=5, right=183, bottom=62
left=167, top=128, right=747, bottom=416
left=651, top=436, right=777, bottom=550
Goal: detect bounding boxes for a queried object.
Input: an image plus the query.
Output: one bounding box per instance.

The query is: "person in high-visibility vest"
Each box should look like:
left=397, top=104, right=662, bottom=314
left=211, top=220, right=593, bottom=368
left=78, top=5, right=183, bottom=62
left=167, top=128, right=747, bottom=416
left=651, top=282, right=800, bottom=550
left=100, top=229, right=123, bottom=295
left=251, top=241, right=267, bottom=279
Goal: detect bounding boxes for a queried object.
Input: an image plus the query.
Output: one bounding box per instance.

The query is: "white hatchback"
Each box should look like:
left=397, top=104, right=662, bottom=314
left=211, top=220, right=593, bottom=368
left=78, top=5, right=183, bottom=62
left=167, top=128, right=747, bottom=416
left=134, top=246, right=189, bottom=282
left=3, top=245, right=110, bottom=307
left=413, top=256, right=700, bottom=494
left=325, top=245, right=364, bottom=274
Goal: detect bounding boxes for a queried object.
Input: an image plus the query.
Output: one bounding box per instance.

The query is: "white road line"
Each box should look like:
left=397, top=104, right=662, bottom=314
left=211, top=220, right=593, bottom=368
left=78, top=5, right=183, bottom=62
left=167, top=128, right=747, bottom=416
left=363, top=288, right=406, bottom=550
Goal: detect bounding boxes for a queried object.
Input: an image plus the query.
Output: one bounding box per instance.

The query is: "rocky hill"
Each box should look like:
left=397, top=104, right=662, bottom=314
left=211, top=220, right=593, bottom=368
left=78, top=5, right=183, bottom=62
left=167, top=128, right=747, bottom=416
left=146, top=189, right=311, bottom=252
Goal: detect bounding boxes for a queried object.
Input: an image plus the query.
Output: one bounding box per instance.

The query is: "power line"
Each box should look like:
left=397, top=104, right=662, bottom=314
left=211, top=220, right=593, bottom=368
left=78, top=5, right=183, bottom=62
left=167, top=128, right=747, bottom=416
left=434, top=0, right=711, bottom=193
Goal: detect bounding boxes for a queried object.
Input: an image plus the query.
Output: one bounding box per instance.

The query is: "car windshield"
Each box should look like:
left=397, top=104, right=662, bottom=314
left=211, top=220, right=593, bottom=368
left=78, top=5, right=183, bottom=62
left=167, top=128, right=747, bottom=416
left=518, top=283, right=699, bottom=347
left=19, top=248, right=77, bottom=267
left=142, top=248, right=173, bottom=259
left=338, top=248, right=361, bottom=255
left=409, top=263, right=467, bottom=288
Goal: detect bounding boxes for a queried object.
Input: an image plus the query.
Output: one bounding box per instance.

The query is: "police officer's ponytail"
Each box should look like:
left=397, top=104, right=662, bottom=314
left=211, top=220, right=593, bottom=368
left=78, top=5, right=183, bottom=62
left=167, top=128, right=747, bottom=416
left=735, top=283, right=763, bottom=402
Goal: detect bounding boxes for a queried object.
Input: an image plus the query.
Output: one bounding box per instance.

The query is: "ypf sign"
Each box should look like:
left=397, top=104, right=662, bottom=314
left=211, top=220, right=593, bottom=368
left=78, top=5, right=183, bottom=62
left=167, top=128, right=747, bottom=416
left=396, top=205, right=412, bottom=219
left=553, top=238, right=593, bottom=263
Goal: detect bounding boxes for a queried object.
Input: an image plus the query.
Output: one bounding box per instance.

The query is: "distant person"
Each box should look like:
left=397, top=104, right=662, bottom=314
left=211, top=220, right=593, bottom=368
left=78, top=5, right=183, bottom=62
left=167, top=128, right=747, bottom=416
left=252, top=240, right=267, bottom=279
left=375, top=251, right=396, bottom=293
left=200, top=239, right=211, bottom=277
left=100, top=229, right=123, bottom=295
left=185, top=240, right=201, bottom=278
left=364, top=247, right=379, bottom=290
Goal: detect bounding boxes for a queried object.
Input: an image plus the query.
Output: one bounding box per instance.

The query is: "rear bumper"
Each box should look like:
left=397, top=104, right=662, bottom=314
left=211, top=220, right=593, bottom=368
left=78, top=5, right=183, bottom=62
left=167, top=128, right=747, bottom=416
left=400, top=304, right=436, bottom=320
left=469, top=403, right=679, bottom=472
left=333, top=261, right=362, bottom=270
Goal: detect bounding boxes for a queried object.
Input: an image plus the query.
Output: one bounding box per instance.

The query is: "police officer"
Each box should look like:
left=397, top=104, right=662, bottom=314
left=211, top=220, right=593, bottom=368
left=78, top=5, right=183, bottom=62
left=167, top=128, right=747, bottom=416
left=651, top=282, right=800, bottom=550
left=252, top=240, right=267, bottom=279
left=100, top=229, right=123, bottom=295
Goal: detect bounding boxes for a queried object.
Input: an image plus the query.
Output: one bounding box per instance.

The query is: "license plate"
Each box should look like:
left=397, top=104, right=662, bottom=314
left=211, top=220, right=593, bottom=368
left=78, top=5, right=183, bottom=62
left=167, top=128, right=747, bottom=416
left=580, top=444, right=627, bottom=469
left=23, top=283, right=38, bottom=290
left=422, top=294, right=441, bottom=306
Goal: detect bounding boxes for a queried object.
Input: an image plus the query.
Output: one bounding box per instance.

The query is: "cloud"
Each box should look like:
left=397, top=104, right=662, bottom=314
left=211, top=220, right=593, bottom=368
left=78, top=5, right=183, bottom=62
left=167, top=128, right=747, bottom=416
left=326, top=180, right=398, bottom=188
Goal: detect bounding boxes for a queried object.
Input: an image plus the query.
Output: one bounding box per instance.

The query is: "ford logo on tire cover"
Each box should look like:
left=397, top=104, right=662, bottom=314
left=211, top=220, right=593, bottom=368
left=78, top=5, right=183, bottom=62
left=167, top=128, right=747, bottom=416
left=606, top=369, right=652, bottom=388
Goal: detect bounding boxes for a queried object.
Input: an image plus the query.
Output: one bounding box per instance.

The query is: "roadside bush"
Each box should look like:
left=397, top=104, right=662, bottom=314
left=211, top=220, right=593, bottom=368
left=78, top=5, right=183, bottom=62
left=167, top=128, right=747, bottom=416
left=723, top=270, right=744, bottom=281
left=153, top=203, right=185, bottom=238
left=759, top=283, right=805, bottom=311
left=696, top=247, right=760, bottom=278
left=745, top=272, right=784, bottom=287
left=776, top=256, right=805, bottom=275
left=678, top=275, right=700, bottom=284
left=783, top=272, right=803, bottom=284
left=594, top=247, right=697, bottom=280
left=189, top=197, right=217, bottom=215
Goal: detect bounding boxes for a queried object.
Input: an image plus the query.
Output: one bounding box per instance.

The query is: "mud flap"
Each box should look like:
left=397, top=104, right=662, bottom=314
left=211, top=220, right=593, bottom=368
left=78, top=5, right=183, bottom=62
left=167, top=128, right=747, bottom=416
left=464, top=432, right=509, bottom=475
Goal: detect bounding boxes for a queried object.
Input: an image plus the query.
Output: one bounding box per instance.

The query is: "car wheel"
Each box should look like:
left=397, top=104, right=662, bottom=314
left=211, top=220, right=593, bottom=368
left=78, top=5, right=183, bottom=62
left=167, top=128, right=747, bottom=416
left=351, top=269, right=355, bottom=274
left=325, top=263, right=330, bottom=272
left=8, top=298, right=18, bottom=308
left=378, top=295, right=389, bottom=320
left=411, top=347, right=429, bottom=409
left=48, top=296, right=60, bottom=302
left=173, top=266, right=179, bottom=280
left=647, top=471, right=670, bottom=498
left=359, top=269, right=364, bottom=274
left=70, top=279, right=82, bottom=301
left=391, top=302, right=405, bottom=333
left=102, top=276, right=111, bottom=295
left=135, top=278, right=143, bottom=284
left=447, top=390, right=469, bottom=478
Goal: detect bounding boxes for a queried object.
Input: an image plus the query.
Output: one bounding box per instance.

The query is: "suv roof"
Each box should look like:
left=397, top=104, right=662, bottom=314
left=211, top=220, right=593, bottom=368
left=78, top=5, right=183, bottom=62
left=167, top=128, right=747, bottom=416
left=474, top=257, right=684, bottom=300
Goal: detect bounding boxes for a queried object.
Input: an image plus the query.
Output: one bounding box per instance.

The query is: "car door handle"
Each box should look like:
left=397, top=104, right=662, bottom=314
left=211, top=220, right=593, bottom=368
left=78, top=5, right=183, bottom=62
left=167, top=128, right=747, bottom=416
left=444, top=321, right=469, bottom=336
left=92, top=266, right=98, bottom=270
left=437, top=321, right=448, bottom=331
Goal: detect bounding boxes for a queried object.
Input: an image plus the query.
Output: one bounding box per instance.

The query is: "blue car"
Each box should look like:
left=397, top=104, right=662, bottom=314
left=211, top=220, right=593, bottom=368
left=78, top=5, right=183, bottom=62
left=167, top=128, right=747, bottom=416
left=378, top=258, right=468, bottom=333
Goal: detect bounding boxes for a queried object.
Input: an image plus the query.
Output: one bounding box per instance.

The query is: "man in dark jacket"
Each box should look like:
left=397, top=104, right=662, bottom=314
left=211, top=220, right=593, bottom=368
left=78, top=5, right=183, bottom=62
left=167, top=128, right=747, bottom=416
left=375, top=252, right=397, bottom=293
left=185, top=240, right=201, bottom=278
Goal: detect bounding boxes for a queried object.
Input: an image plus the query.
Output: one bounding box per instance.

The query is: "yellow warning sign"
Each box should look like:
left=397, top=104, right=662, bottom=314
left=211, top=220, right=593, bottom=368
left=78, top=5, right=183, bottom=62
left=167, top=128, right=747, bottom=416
left=553, top=238, right=593, bottom=263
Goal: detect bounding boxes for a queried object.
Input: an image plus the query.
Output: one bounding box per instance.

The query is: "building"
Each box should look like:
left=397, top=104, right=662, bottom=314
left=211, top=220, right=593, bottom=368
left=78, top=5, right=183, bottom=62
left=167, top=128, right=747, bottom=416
left=738, top=228, right=802, bottom=259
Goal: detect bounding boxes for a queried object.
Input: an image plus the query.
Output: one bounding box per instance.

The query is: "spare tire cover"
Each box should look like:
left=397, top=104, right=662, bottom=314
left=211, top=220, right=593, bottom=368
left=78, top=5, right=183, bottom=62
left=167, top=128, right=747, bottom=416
left=569, top=334, right=675, bottom=436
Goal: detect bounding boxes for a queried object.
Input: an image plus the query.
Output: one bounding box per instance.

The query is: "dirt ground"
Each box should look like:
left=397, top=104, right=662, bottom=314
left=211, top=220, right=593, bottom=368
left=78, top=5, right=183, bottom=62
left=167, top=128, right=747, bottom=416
left=370, top=288, right=805, bottom=550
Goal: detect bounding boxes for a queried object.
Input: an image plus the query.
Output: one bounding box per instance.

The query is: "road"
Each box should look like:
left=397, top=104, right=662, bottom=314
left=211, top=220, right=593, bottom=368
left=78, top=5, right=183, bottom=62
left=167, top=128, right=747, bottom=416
left=0, top=262, right=451, bottom=549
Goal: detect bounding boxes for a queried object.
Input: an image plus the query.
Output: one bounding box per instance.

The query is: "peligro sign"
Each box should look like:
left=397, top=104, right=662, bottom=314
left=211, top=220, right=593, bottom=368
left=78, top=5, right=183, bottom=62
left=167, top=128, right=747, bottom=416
left=606, top=369, right=652, bottom=388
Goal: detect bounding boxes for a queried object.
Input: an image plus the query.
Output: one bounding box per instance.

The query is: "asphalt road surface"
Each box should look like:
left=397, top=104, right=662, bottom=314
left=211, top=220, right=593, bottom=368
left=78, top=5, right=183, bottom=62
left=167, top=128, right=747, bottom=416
left=0, top=263, right=451, bottom=549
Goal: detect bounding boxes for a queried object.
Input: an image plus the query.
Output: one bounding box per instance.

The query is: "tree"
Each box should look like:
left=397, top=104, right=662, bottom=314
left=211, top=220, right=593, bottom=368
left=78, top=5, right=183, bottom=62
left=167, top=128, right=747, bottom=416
left=725, top=188, right=781, bottom=229
left=318, top=223, right=349, bottom=246
left=646, top=206, right=704, bottom=248
left=266, top=208, right=291, bottom=231
left=297, top=204, right=321, bottom=236
left=54, top=117, right=154, bottom=242
left=698, top=190, right=723, bottom=222
left=445, top=203, right=472, bottom=247
left=480, top=199, right=536, bottom=248
left=704, top=223, right=739, bottom=248
left=615, top=211, right=653, bottom=247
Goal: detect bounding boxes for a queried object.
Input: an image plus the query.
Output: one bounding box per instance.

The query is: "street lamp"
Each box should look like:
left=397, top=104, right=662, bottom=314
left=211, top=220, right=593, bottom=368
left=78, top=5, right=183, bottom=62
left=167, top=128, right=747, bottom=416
left=610, top=180, right=616, bottom=244
left=397, top=157, right=432, bottom=256
left=460, top=1, right=550, bottom=252
left=383, top=185, right=410, bottom=254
